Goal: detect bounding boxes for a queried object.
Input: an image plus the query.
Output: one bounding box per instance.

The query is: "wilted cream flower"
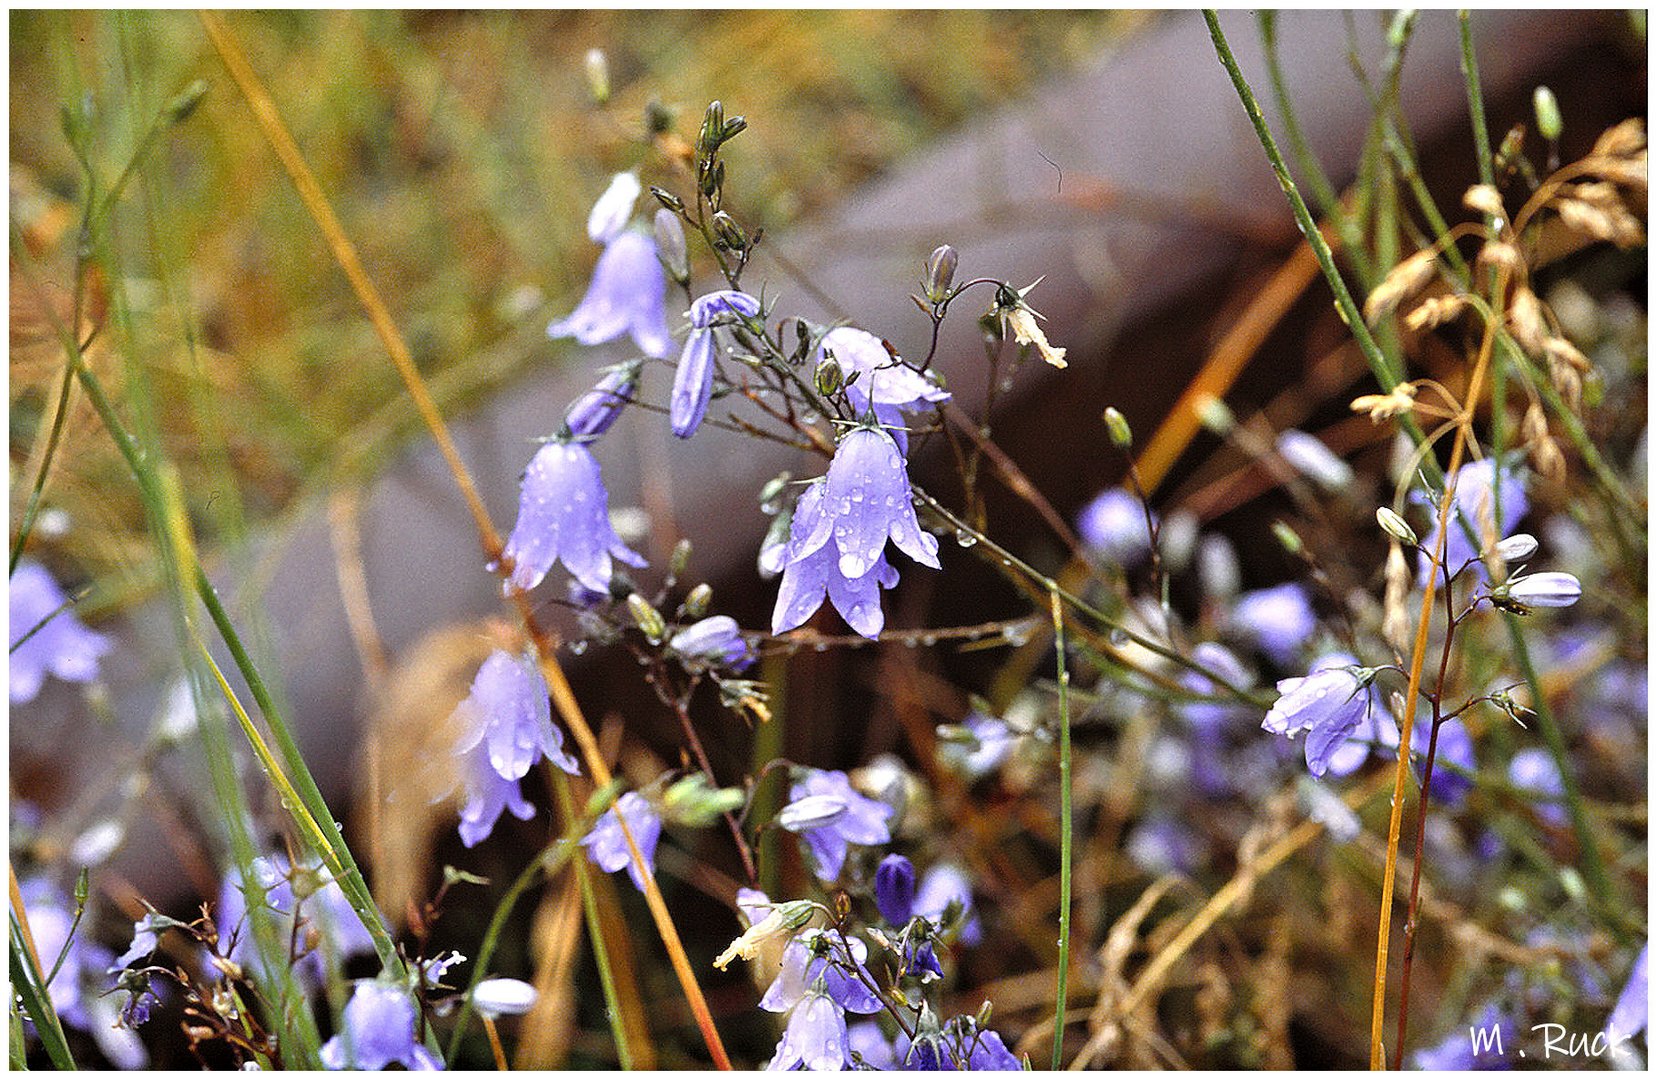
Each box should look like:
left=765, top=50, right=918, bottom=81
left=711, top=898, right=817, bottom=970
left=997, top=280, right=1067, bottom=368
left=1350, top=382, right=1418, bottom=422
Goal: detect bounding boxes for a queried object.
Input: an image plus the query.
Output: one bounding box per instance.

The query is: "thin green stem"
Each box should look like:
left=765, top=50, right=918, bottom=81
left=9, top=362, right=78, bottom=575
left=553, top=772, right=636, bottom=1069
left=1458, top=12, right=1496, bottom=189
left=1048, top=589, right=1073, bottom=1072
left=10, top=909, right=76, bottom=1070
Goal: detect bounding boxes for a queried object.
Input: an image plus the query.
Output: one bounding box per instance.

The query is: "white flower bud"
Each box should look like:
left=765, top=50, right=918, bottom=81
left=1376, top=507, right=1418, bottom=546
left=1505, top=572, right=1582, bottom=608
left=472, top=977, right=537, bottom=1018
left=587, top=172, right=642, bottom=245
left=1277, top=430, right=1354, bottom=490
left=1492, top=533, right=1539, bottom=563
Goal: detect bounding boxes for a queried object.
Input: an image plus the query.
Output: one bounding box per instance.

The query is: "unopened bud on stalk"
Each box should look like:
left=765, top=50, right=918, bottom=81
left=698, top=100, right=725, bottom=156
left=683, top=583, right=713, bottom=618
left=975, top=1000, right=995, bottom=1030
left=1376, top=506, right=1418, bottom=546
left=1492, top=533, right=1539, bottom=563
left=711, top=211, right=746, bottom=251
left=924, top=244, right=958, bottom=302
left=1194, top=394, right=1235, bottom=435
left=627, top=593, right=666, bottom=643
left=167, top=79, right=210, bottom=124
left=1271, top=521, right=1303, bottom=555
left=650, top=186, right=684, bottom=214
left=584, top=49, right=610, bottom=105
left=1102, top=406, right=1133, bottom=449
left=700, top=159, right=725, bottom=199
left=1533, top=86, right=1563, bottom=141
left=814, top=356, right=844, bottom=397
left=654, top=208, right=689, bottom=284
left=720, top=116, right=748, bottom=143
left=670, top=538, right=693, bottom=579
left=662, top=773, right=744, bottom=827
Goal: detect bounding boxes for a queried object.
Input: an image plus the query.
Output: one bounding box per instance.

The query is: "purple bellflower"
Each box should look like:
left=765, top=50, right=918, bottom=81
left=457, top=747, right=535, bottom=848
left=760, top=929, right=884, bottom=1017
left=1077, top=488, right=1155, bottom=566
left=668, top=615, right=755, bottom=672
left=671, top=290, right=762, bottom=438
left=587, top=172, right=641, bottom=245
left=548, top=230, right=672, bottom=359
left=907, top=1014, right=1022, bottom=1070
left=938, top=711, right=1015, bottom=779
left=10, top=561, right=113, bottom=704
left=564, top=361, right=641, bottom=439
left=501, top=439, right=646, bottom=595
left=1417, top=458, right=1528, bottom=584
left=1261, top=652, right=1381, bottom=778
left=320, top=981, right=442, bottom=1071
left=1608, top=943, right=1649, bottom=1041
left=1231, top=582, right=1317, bottom=667
left=768, top=985, right=851, bottom=1071
left=771, top=425, right=940, bottom=639
left=452, top=650, right=580, bottom=782
left=771, top=481, right=900, bottom=639
left=781, top=769, right=893, bottom=881
left=21, top=878, right=146, bottom=1067
left=816, top=327, right=950, bottom=451
left=1508, top=747, right=1568, bottom=827
left=582, top=791, right=662, bottom=893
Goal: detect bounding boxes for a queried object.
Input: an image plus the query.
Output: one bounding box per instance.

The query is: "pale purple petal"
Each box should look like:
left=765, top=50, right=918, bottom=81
left=502, top=441, right=645, bottom=594
left=548, top=231, right=671, bottom=359
left=671, top=328, right=716, bottom=438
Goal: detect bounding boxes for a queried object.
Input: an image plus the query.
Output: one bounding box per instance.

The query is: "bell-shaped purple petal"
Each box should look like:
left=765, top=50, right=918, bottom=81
left=771, top=482, right=900, bottom=639
left=914, top=864, right=980, bottom=946
left=818, top=327, right=950, bottom=415
left=671, top=328, right=716, bottom=438
left=819, top=426, right=940, bottom=580
left=564, top=362, right=640, bottom=439
left=582, top=791, right=662, bottom=893
left=548, top=231, right=672, bottom=359
left=1231, top=582, right=1318, bottom=667
left=451, top=650, right=579, bottom=781
left=768, top=989, right=849, bottom=1072
left=785, top=769, right=893, bottom=881
left=759, top=930, right=882, bottom=1015
left=320, top=981, right=442, bottom=1071
left=457, top=749, right=536, bottom=847
left=689, top=289, right=761, bottom=328
left=502, top=440, right=646, bottom=594
left=1262, top=654, right=1378, bottom=778
left=10, top=561, right=113, bottom=704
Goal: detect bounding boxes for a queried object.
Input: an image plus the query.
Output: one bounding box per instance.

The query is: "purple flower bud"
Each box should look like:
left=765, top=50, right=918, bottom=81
left=9, top=561, right=113, bottom=704
left=1231, top=582, right=1318, bottom=667
left=564, top=362, right=640, bottom=439
left=548, top=231, right=672, bottom=359
left=668, top=615, right=754, bottom=671
left=875, top=854, right=916, bottom=925
left=670, top=328, right=716, bottom=438
left=689, top=289, right=761, bottom=327
left=582, top=791, right=662, bottom=893
left=1077, top=488, right=1154, bottom=566
left=501, top=440, right=646, bottom=594
left=1504, top=571, right=1582, bottom=608
left=320, top=981, right=441, bottom=1071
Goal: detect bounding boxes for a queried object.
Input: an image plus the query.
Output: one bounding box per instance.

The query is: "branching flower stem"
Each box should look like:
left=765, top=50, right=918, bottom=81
left=200, top=12, right=731, bottom=1067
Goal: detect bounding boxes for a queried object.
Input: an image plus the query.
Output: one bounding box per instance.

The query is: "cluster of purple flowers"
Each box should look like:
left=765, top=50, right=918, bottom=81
left=447, top=650, right=580, bottom=847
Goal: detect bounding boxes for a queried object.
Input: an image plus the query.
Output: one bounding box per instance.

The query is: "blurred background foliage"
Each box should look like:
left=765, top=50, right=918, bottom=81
left=10, top=9, right=1148, bottom=607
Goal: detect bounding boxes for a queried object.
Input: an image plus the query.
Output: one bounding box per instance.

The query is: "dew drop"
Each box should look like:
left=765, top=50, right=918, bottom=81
left=813, top=642, right=829, bottom=652
left=1109, top=628, right=1129, bottom=646
left=954, top=529, right=978, bottom=548
left=569, top=640, right=588, bottom=656
left=921, top=634, right=938, bottom=646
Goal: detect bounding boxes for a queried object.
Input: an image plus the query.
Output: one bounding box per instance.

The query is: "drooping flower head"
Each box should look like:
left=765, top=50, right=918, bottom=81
left=1231, top=582, right=1318, bottom=667
left=767, top=984, right=850, bottom=1072
left=501, top=439, right=646, bottom=594
left=1261, top=652, right=1381, bottom=778
left=452, top=650, right=580, bottom=782
left=582, top=791, right=662, bottom=893
left=875, top=854, right=916, bottom=925
left=759, top=929, right=883, bottom=1017
left=456, top=748, right=535, bottom=848
left=780, top=769, right=893, bottom=881
left=771, top=482, right=900, bottom=639
left=1077, top=488, right=1155, bottom=566
left=793, top=425, right=941, bottom=582
left=548, top=230, right=672, bottom=359
left=10, top=561, right=113, bottom=704
left=816, top=326, right=950, bottom=451
left=587, top=171, right=642, bottom=245
left=320, top=981, right=442, bottom=1071
left=671, top=291, right=762, bottom=439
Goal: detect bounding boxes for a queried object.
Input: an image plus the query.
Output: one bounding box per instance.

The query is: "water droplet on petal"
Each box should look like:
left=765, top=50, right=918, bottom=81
left=955, top=529, right=977, bottom=548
